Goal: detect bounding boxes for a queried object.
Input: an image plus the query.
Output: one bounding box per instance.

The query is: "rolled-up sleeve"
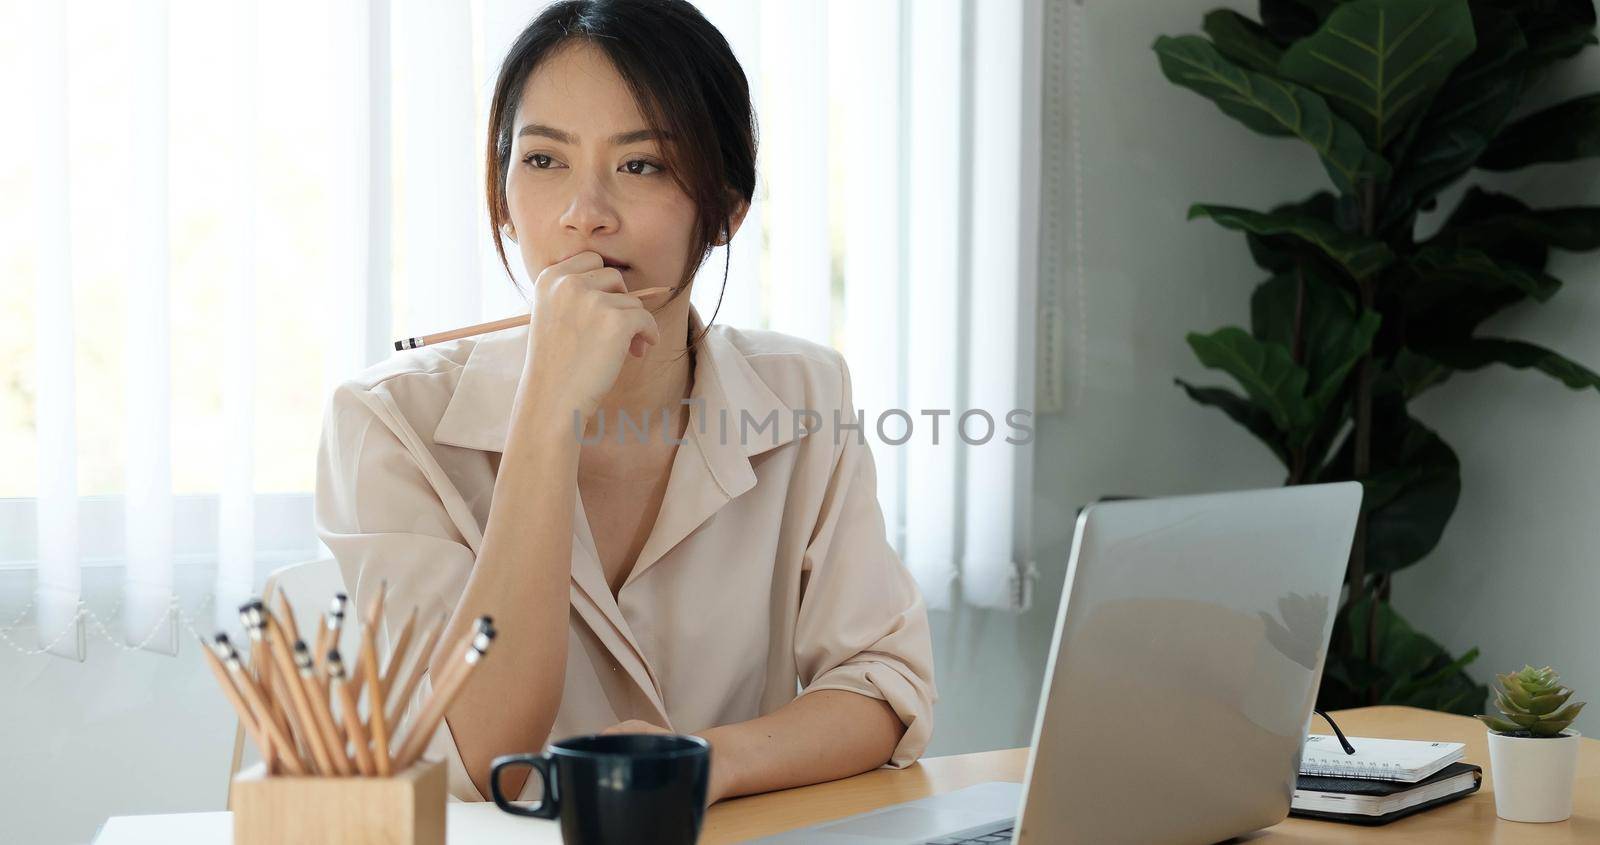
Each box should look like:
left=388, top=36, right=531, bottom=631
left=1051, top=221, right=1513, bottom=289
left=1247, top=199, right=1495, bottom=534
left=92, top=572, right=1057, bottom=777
left=314, top=380, right=485, bottom=801
left=792, top=353, right=938, bottom=768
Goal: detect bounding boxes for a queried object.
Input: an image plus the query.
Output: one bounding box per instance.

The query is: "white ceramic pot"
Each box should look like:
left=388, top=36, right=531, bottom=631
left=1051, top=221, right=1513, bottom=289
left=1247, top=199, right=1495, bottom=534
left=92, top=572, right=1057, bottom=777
left=1486, top=728, right=1582, bottom=823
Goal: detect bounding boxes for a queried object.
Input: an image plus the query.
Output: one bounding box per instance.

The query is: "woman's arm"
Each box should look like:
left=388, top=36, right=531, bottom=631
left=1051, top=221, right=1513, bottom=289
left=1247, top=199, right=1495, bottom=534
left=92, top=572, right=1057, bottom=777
left=431, top=402, right=579, bottom=802
left=600, top=689, right=905, bottom=805
left=696, top=689, right=905, bottom=803
left=431, top=252, right=662, bottom=801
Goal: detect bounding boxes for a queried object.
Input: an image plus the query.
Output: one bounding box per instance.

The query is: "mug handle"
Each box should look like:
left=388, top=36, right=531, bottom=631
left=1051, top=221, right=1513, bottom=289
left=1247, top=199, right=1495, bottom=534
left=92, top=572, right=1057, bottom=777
left=490, top=752, right=558, bottom=819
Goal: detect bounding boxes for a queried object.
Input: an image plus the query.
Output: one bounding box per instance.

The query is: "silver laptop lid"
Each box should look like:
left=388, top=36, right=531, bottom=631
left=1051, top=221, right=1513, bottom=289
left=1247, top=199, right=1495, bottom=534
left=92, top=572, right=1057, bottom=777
left=1016, top=482, right=1362, bottom=845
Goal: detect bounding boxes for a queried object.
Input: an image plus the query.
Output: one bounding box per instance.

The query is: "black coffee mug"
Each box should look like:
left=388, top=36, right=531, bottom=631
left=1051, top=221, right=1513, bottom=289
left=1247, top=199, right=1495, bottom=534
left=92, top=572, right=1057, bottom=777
left=490, top=733, right=711, bottom=844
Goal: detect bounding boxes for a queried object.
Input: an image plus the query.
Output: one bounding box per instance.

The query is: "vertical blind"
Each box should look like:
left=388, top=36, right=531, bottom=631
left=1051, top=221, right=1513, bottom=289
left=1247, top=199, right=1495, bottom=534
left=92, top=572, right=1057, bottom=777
left=11, top=0, right=1039, bottom=662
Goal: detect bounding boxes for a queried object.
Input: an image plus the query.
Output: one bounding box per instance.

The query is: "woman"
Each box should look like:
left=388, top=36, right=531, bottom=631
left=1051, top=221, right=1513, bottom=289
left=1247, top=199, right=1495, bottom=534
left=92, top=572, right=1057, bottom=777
left=314, top=0, right=936, bottom=805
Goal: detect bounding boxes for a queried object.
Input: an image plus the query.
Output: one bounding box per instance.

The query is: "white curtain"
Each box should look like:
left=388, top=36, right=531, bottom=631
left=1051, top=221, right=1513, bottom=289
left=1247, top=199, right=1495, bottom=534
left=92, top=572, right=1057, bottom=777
left=9, top=0, right=1038, bottom=662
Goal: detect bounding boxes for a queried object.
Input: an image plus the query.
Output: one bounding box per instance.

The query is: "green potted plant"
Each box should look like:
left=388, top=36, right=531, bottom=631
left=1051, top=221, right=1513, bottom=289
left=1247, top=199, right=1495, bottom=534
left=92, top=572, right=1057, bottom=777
left=1151, top=1, right=1600, bottom=714
left=1477, top=665, right=1587, bottom=822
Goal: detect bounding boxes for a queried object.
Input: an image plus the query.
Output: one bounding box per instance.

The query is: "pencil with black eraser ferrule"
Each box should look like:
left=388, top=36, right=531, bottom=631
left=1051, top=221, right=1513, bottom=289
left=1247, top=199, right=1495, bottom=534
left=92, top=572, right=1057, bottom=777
left=214, top=633, right=306, bottom=775
left=199, top=632, right=275, bottom=773
left=315, top=593, right=347, bottom=679
left=295, top=640, right=354, bottom=776
left=394, top=619, right=496, bottom=770
left=422, top=615, right=493, bottom=718
left=328, top=650, right=377, bottom=776
left=237, top=600, right=274, bottom=698
left=263, top=613, right=337, bottom=776
left=239, top=602, right=298, bottom=764
left=392, top=286, right=671, bottom=350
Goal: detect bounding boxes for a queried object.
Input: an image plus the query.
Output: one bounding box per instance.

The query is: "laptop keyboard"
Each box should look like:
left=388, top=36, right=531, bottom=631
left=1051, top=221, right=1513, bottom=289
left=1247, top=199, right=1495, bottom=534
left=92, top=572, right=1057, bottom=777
left=926, top=825, right=1015, bottom=844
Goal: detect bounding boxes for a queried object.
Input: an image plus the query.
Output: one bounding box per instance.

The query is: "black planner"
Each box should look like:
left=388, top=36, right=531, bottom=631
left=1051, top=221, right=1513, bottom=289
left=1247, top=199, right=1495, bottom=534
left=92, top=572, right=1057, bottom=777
left=1289, top=762, right=1483, bottom=826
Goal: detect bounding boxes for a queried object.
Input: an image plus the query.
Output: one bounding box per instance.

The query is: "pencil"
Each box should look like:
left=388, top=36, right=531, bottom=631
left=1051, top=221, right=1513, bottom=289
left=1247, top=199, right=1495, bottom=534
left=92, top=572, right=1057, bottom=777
left=233, top=601, right=276, bottom=772
left=312, top=618, right=328, bottom=679
left=314, top=593, right=347, bottom=678
left=214, top=634, right=306, bottom=776
left=237, top=601, right=270, bottom=688
left=262, top=626, right=322, bottom=775
left=308, top=672, right=348, bottom=756
left=198, top=633, right=276, bottom=773
left=240, top=602, right=298, bottom=766
left=349, top=581, right=388, bottom=709
left=328, top=650, right=377, bottom=776
left=275, top=586, right=303, bottom=648
left=267, top=665, right=312, bottom=768
left=295, top=641, right=354, bottom=776
left=386, top=611, right=448, bottom=732
left=393, top=286, right=672, bottom=350
left=263, top=613, right=337, bottom=776
left=407, top=615, right=490, bottom=740
left=432, top=615, right=494, bottom=701
left=393, top=621, right=496, bottom=770
left=237, top=601, right=276, bottom=713
left=381, top=606, right=418, bottom=703
left=361, top=619, right=394, bottom=776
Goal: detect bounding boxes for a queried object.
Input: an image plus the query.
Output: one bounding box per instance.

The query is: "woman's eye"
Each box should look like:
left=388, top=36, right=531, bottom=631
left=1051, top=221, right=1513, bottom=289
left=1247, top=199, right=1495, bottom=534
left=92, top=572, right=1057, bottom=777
left=521, top=153, right=661, bottom=176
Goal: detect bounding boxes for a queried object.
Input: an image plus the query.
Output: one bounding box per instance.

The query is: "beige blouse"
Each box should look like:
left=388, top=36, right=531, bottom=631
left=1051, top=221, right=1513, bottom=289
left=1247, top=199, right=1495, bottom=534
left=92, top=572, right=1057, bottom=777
left=312, top=304, right=938, bottom=801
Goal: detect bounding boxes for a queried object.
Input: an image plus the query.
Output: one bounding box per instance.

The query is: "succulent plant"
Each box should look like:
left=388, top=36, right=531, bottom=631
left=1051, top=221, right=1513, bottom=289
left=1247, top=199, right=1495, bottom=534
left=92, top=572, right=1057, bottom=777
left=1477, top=665, right=1587, bottom=738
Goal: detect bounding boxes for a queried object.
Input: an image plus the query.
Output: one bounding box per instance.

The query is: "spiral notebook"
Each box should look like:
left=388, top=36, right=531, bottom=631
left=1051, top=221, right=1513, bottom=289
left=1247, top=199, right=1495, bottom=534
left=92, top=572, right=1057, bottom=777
left=1299, top=735, right=1465, bottom=783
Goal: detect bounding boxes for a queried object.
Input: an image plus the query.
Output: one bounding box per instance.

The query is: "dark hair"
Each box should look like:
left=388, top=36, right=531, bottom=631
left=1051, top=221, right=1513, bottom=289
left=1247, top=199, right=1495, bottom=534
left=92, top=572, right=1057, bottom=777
left=485, top=0, right=758, bottom=349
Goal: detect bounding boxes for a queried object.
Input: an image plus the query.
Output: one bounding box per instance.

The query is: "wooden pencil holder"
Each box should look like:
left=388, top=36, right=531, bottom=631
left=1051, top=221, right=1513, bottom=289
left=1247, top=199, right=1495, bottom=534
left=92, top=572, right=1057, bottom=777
left=230, top=759, right=446, bottom=845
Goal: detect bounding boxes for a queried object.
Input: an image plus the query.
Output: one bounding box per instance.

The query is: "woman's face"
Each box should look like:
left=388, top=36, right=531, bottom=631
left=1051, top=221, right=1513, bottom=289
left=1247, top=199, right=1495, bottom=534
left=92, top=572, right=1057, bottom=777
left=505, top=41, right=700, bottom=294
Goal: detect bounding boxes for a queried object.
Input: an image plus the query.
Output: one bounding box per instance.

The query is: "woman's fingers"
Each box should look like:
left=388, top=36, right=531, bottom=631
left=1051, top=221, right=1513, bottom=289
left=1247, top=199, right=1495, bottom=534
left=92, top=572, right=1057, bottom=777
left=535, top=251, right=604, bottom=290
left=614, top=307, right=661, bottom=358
left=594, top=290, right=650, bottom=310
left=588, top=291, right=658, bottom=358
left=568, top=265, right=628, bottom=295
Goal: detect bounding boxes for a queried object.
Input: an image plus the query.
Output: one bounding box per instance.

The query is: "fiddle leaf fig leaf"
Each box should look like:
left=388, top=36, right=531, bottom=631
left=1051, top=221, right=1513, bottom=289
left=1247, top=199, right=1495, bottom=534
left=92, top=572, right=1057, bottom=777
left=1153, top=36, right=1390, bottom=193
left=1278, top=0, right=1478, bottom=149
left=1204, top=9, right=1284, bottom=74
left=1175, top=379, right=1293, bottom=468
left=1480, top=92, right=1600, bottom=170
left=1185, top=328, right=1315, bottom=432
left=1189, top=204, right=1395, bottom=278
left=1410, top=246, right=1562, bottom=302
left=1420, top=338, right=1600, bottom=393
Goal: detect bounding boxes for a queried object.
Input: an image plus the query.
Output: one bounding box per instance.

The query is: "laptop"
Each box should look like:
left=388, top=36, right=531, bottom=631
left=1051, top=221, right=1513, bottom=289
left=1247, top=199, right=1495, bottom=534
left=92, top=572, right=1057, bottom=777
left=750, top=482, right=1363, bottom=844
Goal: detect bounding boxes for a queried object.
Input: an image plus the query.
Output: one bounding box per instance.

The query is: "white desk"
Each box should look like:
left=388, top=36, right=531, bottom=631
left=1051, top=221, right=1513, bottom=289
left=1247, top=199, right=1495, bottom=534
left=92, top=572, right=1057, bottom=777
left=95, top=801, right=562, bottom=844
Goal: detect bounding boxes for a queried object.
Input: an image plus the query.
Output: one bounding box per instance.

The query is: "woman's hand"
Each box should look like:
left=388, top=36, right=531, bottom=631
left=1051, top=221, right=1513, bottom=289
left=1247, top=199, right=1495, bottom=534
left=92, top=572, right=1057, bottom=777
left=599, top=719, right=731, bottom=808
left=518, top=250, right=662, bottom=424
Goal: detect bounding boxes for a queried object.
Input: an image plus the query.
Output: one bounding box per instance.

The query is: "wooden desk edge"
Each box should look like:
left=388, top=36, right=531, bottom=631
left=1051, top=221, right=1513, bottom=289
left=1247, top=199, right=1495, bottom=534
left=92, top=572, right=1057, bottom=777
left=702, top=705, right=1600, bottom=844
